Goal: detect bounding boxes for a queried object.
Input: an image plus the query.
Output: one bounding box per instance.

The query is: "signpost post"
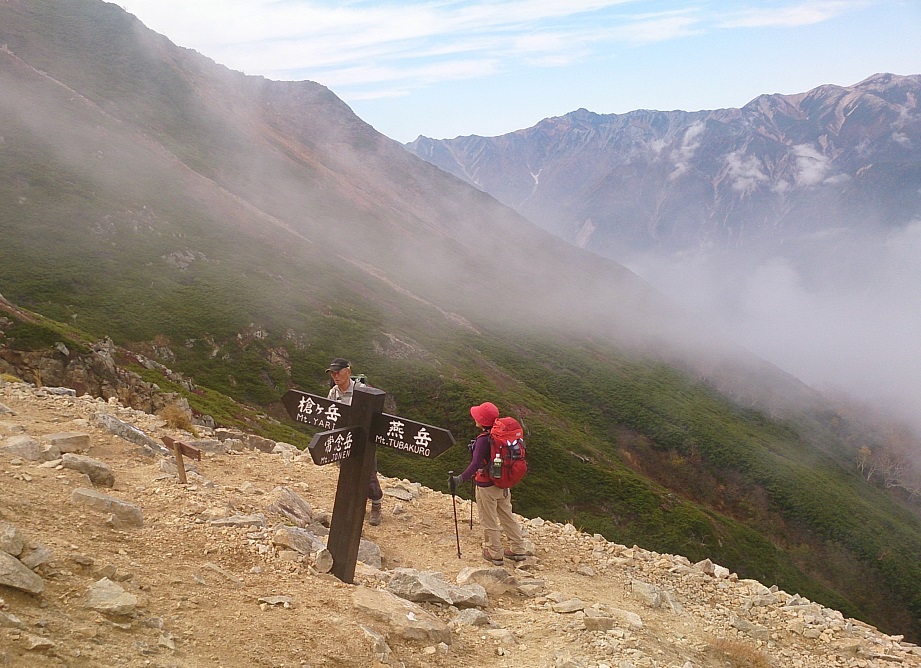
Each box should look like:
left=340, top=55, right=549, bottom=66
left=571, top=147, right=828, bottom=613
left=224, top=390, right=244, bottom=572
left=160, top=435, right=201, bottom=485
left=282, top=386, right=455, bottom=583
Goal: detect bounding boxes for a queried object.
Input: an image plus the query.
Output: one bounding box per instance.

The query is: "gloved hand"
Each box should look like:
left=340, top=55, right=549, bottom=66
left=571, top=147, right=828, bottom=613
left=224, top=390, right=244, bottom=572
left=448, top=474, right=463, bottom=491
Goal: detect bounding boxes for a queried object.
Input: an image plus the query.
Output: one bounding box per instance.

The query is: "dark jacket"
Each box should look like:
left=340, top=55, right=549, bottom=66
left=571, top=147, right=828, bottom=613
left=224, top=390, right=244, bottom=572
left=459, top=430, right=493, bottom=487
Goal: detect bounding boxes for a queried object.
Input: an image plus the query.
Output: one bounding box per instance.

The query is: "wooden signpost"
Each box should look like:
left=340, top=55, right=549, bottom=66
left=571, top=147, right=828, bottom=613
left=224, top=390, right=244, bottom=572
left=161, top=435, right=202, bottom=485
left=282, top=386, right=455, bottom=583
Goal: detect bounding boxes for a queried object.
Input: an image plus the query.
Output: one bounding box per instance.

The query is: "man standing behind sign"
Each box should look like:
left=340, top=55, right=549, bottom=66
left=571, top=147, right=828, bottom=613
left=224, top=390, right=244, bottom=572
left=450, top=402, right=527, bottom=566
left=327, top=358, right=384, bottom=526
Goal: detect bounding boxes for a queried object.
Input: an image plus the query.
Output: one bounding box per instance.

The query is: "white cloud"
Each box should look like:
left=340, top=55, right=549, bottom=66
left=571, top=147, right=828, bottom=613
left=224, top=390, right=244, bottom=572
left=119, top=0, right=875, bottom=101
left=670, top=120, right=705, bottom=179
left=123, top=1, right=634, bottom=71
left=792, top=143, right=831, bottom=187
left=627, top=219, right=921, bottom=433
left=725, top=151, right=768, bottom=191
left=892, top=131, right=913, bottom=147
left=606, top=11, right=702, bottom=44
left=716, top=1, right=875, bottom=29
left=312, top=58, right=501, bottom=90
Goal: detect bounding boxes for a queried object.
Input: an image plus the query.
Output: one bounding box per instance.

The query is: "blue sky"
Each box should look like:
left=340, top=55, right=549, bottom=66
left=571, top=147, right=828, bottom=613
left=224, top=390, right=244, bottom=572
left=116, top=1, right=921, bottom=142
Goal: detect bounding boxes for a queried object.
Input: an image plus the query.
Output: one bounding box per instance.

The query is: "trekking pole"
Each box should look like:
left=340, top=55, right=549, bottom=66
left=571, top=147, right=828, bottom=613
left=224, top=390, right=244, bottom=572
left=449, top=471, right=461, bottom=558
left=469, top=481, right=474, bottom=529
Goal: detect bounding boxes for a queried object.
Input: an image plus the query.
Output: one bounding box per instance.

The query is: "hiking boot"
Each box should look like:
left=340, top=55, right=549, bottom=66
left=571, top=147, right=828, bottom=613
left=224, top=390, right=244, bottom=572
left=368, top=503, right=382, bottom=526
left=504, top=549, right=528, bottom=562
left=482, top=549, right=504, bottom=566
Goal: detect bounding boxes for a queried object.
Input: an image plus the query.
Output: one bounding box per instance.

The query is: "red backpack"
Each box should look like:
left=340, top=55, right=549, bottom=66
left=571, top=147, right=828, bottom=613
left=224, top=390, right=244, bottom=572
left=474, top=416, right=528, bottom=488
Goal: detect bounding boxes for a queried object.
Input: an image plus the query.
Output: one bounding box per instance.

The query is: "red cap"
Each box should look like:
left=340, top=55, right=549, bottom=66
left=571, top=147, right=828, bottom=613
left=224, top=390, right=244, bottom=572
left=470, top=402, right=499, bottom=427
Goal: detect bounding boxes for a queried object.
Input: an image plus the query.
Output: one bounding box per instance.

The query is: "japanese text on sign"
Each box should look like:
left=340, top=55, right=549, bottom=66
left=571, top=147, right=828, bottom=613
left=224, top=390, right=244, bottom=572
left=315, top=430, right=353, bottom=465
left=297, top=395, right=344, bottom=429
left=373, top=418, right=434, bottom=457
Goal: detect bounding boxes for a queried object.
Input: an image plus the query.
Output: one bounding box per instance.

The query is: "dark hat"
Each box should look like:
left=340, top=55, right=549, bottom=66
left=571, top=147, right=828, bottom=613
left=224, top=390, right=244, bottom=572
left=326, top=357, right=351, bottom=372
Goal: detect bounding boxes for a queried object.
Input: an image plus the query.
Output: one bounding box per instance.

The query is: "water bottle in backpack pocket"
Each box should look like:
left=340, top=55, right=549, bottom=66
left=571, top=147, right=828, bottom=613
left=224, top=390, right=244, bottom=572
left=475, top=416, right=528, bottom=488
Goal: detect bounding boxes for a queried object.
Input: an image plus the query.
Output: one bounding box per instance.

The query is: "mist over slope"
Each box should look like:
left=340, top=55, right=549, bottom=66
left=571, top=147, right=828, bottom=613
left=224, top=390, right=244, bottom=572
left=2, top=0, right=921, bottom=641
left=0, top=0, right=681, bottom=350
left=0, top=0, right=820, bottom=414
left=406, top=74, right=921, bottom=431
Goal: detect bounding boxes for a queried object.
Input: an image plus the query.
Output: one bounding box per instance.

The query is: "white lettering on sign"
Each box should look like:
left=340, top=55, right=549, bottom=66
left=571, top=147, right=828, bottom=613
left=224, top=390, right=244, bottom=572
left=320, top=449, right=351, bottom=464
left=296, top=396, right=342, bottom=427
left=318, top=431, right=353, bottom=465
left=414, top=428, right=433, bottom=450
left=387, top=420, right=404, bottom=440
left=330, top=431, right=353, bottom=452
left=374, top=429, right=431, bottom=457
left=297, top=396, right=320, bottom=416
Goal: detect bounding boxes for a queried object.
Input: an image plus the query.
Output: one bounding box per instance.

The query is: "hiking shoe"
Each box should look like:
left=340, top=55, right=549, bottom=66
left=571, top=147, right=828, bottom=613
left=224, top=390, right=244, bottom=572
left=504, top=550, right=528, bottom=561
left=368, top=504, right=382, bottom=526
left=482, top=549, right=504, bottom=566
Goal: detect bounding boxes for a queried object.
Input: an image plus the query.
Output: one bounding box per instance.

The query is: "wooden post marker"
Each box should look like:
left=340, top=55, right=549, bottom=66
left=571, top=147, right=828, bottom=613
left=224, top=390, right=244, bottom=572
left=282, top=386, right=455, bottom=583
left=161, top=436, right=202, bottom=485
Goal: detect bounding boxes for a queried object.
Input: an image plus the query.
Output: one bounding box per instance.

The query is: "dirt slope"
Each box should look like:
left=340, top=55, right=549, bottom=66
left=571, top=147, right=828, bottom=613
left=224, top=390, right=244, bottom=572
left=1, top=381, right=919, bottom=668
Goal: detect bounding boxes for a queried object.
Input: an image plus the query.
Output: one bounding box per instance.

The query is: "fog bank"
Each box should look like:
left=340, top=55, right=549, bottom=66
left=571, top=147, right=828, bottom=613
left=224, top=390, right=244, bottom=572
left=626, top=221, right=921, bottom=434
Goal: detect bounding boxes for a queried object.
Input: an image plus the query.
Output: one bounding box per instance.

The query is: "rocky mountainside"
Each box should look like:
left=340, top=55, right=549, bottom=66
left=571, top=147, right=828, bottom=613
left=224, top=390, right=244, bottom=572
left=3, top=378, right=921, bottom=668
left=405, top=74, right=921, bottom=264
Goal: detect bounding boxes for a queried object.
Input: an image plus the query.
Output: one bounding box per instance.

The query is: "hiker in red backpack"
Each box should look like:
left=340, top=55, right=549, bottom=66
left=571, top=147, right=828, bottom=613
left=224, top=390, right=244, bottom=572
left=449, top=401, right=528, bottom=566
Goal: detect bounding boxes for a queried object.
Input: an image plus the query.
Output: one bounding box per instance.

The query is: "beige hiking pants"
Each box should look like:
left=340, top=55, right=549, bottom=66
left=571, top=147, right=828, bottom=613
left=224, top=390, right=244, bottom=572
left=475, top=484, right=526, bottom=558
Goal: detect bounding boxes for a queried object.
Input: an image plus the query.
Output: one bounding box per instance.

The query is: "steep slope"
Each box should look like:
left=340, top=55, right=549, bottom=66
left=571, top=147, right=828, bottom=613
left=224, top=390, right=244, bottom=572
left=3, top=380, right=921, bottom=668
left=0, top=0, right=670, bottom=340
left=1, top=0, right=921, bottom=642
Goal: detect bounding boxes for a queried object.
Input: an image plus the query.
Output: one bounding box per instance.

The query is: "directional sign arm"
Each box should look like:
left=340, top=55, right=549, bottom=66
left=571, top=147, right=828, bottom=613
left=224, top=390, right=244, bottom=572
left=307, top=426, right=363, bottom=466
left=282, top=389, right=351, bottom=429
left=369, top=412, right=456, bottom=458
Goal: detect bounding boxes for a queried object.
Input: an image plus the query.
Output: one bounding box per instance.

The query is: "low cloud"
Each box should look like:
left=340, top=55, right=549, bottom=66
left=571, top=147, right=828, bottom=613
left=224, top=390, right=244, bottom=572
left=670, top=121, right=705, bottom=179
left=625, top=220, right=921, bottom=433
left=792, top=143, right=832, bottom=186
left=724, top=151, right=769, bottom=191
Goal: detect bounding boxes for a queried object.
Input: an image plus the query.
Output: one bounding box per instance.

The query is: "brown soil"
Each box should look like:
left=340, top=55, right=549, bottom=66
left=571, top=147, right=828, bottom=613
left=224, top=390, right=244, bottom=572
left=1, top=382, right=918, bottom=668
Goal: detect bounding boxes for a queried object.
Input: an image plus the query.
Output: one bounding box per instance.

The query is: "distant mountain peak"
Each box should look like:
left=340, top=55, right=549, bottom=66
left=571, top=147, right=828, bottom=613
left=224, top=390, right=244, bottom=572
left=406, top=73, right=921, bottom=260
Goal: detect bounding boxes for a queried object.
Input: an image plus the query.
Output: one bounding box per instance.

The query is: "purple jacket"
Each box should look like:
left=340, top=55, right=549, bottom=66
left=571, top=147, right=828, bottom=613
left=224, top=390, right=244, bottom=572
left=459, top=430, right=493, bottom=487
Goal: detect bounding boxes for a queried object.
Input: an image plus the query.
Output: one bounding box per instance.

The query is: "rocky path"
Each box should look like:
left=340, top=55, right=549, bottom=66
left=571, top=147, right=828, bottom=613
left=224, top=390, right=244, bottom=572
left=1, top=379, right=919, bottom=668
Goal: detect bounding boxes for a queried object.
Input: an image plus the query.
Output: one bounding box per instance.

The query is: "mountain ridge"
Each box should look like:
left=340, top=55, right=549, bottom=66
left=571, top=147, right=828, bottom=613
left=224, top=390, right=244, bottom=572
left=405, top=72, right=921, bottom=261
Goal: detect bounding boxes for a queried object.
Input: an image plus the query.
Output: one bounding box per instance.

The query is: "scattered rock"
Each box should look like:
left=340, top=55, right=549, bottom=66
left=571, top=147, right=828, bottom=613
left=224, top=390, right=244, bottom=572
left=258, top=595, right=295, bottom=609
left=85, top=577, right=137, bottom=616
left=387, top=568, right=488, bottom=608
left=1, top=434, right=41, bottom=460
left=264, top=486, right=314, bottom=527
left=456, top=565, right=516, bottom=596
left=70, top=488, right=144, bottom=527
left=61, top=452, right=115, bottom=487
left=352, top=586, right=451, bottom=645
left=208, top=514, right=266, bottom=529
left=1, top=380, right=919, bottom=668
left=552, top=598, right=585, bottom=614
left=0, top=522, right=25, bottom=557
left=272, top=526, right=325, bottom=555
left=93, top=412, right=168, bottom=455
left=0, top=551, right=44, bottom=594
left=43, top=431, right=90, bottom=453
